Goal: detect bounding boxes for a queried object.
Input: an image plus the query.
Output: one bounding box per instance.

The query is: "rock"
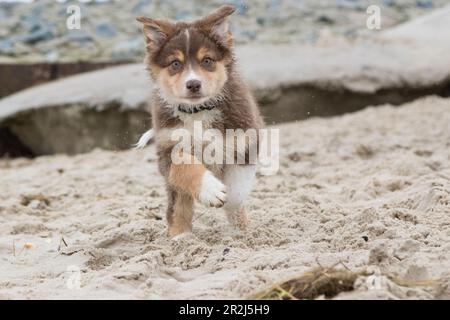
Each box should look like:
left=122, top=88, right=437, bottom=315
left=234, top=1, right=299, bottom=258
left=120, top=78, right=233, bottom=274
left=0, top=61, right=125, bottom=99
left=0, top=8, right=6, bottom=20
left=231, top=0, right=249, bottom=15
left=238, top=30, right=257, bottom=41
left=0, top=64, right=150, bottom=155
left=383, top=0, right=396, bottom=6
left=132, top=0, right=153, bottom=15
left=96, top=23, right=118, bottom=38
left=20, top=25, right=55, bottom=44
left=268, top=0, right=282, bottom=12
left=21, top=13, right=43, bottom=32
left=317, top=15, right=335, bottom=24
left=45, top=50, right=59, bottom=62
left=256, top=17, right=266, bottom=26
left=111, top=37, right=143, bottom=61
left=0, top=127, right=34, bottom=158
left=66, top=31, right=93, bottom=43
left=0, top=39, right=13, bottom=54
left=416, top=0, right=434, bottom=8
left=336, top=0, right=364, bottom=10
left=175, top=10, right=192, bottom=21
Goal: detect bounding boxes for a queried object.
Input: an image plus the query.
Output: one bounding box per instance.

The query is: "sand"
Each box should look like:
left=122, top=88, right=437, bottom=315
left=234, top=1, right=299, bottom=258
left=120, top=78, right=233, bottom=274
left=0, top=96, right=449, bottom=300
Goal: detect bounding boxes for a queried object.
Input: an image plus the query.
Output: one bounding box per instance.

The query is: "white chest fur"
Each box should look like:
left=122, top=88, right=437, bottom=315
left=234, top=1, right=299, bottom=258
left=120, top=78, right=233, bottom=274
left=177, top=108, right=224, bottom=175
left=175, top=108, right=222, bottom=133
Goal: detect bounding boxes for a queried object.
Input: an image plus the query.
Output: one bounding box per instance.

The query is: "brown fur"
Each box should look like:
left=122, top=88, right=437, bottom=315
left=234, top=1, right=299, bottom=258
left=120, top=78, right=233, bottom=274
left=167, top=190, right=194, bottom=237
left=138, top=5, right=264, bottom=237
left=168, top=152, right=206, bottom=198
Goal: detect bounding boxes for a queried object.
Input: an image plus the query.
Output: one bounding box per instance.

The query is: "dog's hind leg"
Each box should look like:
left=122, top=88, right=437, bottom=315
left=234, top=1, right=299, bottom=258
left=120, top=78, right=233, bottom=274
left=166, top=187, right=194, bottom=239
left=223, top=164, right=256, bottom=231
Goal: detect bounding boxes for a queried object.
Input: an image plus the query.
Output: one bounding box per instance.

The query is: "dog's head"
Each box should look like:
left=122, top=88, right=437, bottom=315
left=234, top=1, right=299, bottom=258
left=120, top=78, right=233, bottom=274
left=137, top=5, right=235, bottom=106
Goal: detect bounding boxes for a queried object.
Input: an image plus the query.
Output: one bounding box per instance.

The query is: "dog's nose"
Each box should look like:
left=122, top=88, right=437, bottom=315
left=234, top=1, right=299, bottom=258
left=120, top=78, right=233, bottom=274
left=186, top=80, right=201, bottom=93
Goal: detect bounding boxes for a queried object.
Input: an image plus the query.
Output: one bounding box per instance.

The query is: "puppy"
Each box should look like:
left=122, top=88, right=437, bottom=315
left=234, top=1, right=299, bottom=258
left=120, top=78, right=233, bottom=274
left=136, top=5, right=264, bottom=239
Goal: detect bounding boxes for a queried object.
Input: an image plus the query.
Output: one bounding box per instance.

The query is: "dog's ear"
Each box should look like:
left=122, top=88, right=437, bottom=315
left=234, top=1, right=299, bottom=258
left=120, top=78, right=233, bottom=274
left=136, top=17, right=175, bottom=51
left=194, top=5, right=236, bottom=47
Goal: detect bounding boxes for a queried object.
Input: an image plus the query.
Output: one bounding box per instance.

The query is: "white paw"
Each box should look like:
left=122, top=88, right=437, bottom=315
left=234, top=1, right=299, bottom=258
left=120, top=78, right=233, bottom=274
left=198, top=171, right=227, bottom=208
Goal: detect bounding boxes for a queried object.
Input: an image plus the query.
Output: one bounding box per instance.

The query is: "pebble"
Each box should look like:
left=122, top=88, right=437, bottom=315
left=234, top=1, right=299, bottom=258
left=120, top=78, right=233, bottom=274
left=111, top=37, right=142, bottom=61
left=96, top=23, right=118, bottom=38
left=66, top=31, right=93, bottom=43
left=132, top=0, right=153, bottom=15
left=0, top=39, right=13, bottom=53
left=416, top=0, right=434, bottom=8
left=0, top=8, right=6, bottom=20
left=0, top=0, right=446, bottom=62
left=21, top=26, right=55, bottom=44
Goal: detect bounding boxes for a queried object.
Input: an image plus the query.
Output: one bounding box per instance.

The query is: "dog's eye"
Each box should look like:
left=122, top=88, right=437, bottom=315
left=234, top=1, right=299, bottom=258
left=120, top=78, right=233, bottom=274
left=170, top=60, right=182, bottom=71
left=201, top=57, right=214, bottom=67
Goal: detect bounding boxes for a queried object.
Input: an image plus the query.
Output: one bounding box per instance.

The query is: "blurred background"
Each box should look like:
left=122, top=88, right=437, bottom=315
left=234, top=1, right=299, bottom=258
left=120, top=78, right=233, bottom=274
left=0, top=0, right=446, bottom=63
left=0, top=0, right=449, bottom=157
left=0, top=0, right=446, bottom=96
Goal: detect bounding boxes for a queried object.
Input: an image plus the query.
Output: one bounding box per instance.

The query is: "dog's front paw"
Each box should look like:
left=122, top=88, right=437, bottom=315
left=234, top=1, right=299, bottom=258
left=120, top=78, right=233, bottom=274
left=198, top=171, right=227, bottom=208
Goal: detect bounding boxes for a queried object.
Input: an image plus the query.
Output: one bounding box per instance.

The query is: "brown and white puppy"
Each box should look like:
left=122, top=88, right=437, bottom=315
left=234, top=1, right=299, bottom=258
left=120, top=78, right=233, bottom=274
left=136, top=5, right=264, bottom=239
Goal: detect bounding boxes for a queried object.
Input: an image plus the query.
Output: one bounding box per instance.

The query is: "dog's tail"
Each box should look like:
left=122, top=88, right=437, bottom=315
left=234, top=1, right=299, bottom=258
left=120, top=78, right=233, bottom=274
left=133, top=129, right=154, bottom=149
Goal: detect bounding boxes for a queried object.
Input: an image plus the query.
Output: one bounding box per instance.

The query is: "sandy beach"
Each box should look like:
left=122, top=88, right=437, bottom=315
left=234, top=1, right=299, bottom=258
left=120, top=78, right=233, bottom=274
left=0, top=95, right=449, bottom=299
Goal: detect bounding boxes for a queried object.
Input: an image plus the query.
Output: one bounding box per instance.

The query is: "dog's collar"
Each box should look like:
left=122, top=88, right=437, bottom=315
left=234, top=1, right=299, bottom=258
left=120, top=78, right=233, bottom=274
left=177, top=104, right=216, bottom=114
left=176, top=100, right=218, bottom=114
